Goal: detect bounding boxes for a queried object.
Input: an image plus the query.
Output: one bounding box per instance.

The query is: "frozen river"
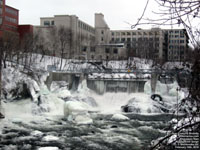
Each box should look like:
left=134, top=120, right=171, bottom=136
left=0, top=79, right=185, bottom=150
left=0, top=112, right=174, bottom=150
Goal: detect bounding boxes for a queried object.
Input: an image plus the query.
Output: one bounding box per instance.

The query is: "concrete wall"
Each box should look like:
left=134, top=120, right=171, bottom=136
left=87, top=79, right=147, bottom=94
left=46, top=72, right=76, bottom=90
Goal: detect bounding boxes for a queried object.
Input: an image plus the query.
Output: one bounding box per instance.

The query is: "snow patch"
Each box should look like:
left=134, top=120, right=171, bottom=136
left=111, top=114, right=130, bottom=121
left=42, top=135, right=59, bottom=142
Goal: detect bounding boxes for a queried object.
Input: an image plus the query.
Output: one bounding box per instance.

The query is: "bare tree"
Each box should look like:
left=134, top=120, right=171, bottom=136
left=131, top=0, right=200, bottom=149
left=0, top=32, right=19, bottom=68
left=48, top=26, right=72, bottom=70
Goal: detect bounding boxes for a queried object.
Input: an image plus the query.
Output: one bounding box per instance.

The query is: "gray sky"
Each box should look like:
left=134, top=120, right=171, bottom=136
left=7, top=0, right=159, bottom=30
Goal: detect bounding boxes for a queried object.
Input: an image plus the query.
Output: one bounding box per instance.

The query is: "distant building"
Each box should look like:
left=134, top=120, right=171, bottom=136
left=0, top=0, right=19, bottom=37
left=34, top=15, right=95, bottom=59
left=36, top=13, right=189, bottom=62
left=164, top=29, right=189, bottom=61
left=0, top=0, right=33, bottom=43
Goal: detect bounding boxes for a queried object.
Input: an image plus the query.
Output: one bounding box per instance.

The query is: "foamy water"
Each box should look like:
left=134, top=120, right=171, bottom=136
left=90, top=92, right=150, bottom=114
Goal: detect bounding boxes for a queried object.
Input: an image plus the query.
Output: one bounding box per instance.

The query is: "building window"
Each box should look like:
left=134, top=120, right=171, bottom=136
left=127, top=38, right=131, bottom=42
left=112, top=32, right=114, bottom=36
left=91, top=55, right=94, bottom=59
left=0, top=8, right=2, bottom=15
left=121, top=38, right=125, bottom=42
left=82, top=46, right=87, bottom=52
left=127, top=32, right=131, bottom=35
left=113, top=48, right=118, bottom=54
left=121, top=32, right=126, bottom=36
left=5, top=16, right=17, bottom=24
left=175, top=30, right=179, bottom=34
left=132, top=38, right=136, bottom=41
left=106, top=56, right=109, bottom=60
left=90, top=47, right=95, bottom=52
left=175, top=35, right=179, bottom=38
left=51, top=21, right=54, bottom=25
left=169, top=45, right=173, bottom=49
left=0, top=18, right=2, bottom=24
left=105, top=48, right=110, bottom=53
left=116, top=32, right=120, bottom=36
left=132, top=32, right=136, bottom=35
left=143, top=32, right=147, bottom=35
left=0, top=0, right=3, bottom=5
left=180, top=40, right=185, bottom=43
left=44, top=21, right=50, bottom=26
left=5, top=7, right=18, bottom=16
left=101, top=37, right=104, bottom=41
left=101, top=30, right=104, bottom=34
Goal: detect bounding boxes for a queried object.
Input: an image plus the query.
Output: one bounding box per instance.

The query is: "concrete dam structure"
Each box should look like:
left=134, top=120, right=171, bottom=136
left=87, top=79, right=147, bottom=94
left=46, top=72, right=153, bottom=94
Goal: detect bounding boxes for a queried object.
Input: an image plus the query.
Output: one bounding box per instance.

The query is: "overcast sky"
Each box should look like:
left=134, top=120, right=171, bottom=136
left=7, top=0, right=160, bottom=30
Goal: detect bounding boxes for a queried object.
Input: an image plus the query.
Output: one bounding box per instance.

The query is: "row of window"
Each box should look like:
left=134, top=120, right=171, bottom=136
left=169, top=34, right=185, bottom=38
left=168, top=30, right=184, bottom=34
left=5, top=24, right=18, bottom=31
left=0, top=0, right=3, bottom=5
left=105, top=48, right=118, bottom=54
left=43, top=20, right=54, bottom=26
left=78, top=21, right=95, bottom=34
left=111, top=31, right=160, bottom=36
left=111, top=37, right=160, bottom=42
left=169, top=45, right=185, bottom=49
left=82, top=46, right=118, bottom=54
left=169, top=40, right=185, bottom=44
left=5, top=16, right=17, bottom=24
left=5, top=7, right=18, bottom=16
left=169, top=50, right=184, bottom=55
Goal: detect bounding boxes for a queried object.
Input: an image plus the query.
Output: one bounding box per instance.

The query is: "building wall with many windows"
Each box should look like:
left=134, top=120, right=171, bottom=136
left=36, top=13, right=189, bottom=62
left=36, top=15, right=95, bottom=59
left=110, top=28, right=165, bottom=61
left=0, top=0, right=33, bottom=44
left=164, top=29, right=189, bottom=61
left=0, top=0, right=19, bottom=37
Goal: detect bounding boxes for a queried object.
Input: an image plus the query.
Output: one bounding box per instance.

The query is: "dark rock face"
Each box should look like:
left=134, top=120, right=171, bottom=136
left=151, top=94, right=163, bottom=103
left=151, top=94, right=170, bottom=113
left=121, top=98, right=141, bottom=113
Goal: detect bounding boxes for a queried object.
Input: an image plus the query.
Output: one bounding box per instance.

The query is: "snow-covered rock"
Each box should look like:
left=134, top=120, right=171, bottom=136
left=42, top=135, right=59, bottom=142
left=38, top=147, right=59, bottom=150
left=111, top=114, right=130, bottom=121
left=63, top=100, right=93, bottom=124
left=31, top=130, right=43, bottom=137
left=121, top=97, right=166, bottom=114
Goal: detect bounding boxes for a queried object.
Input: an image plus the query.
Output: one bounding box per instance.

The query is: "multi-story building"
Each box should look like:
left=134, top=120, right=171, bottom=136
left=35, top=15, right=95, bottom=59
left=164, top=29, right=189, bottom=61
left=110, top=28, right=165, bottom=61
left=0, top=0, right=33, bottom=43
left=36, top=13, right=189, bottom=62
left=0, top=0, right=19, bottom=37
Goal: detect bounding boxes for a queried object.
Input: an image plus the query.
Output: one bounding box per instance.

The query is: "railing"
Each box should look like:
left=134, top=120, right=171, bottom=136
left=50, top=68, right=190, bottom=76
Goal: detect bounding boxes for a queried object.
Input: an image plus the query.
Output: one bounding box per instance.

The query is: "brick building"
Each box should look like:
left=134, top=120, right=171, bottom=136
left=0, top=0, right=33, bottom=42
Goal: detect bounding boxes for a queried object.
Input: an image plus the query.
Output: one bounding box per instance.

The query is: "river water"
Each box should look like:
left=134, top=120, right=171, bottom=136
left=0, top=80, right=183, bottom=150
left=0, top=112, right=174, bottom=150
